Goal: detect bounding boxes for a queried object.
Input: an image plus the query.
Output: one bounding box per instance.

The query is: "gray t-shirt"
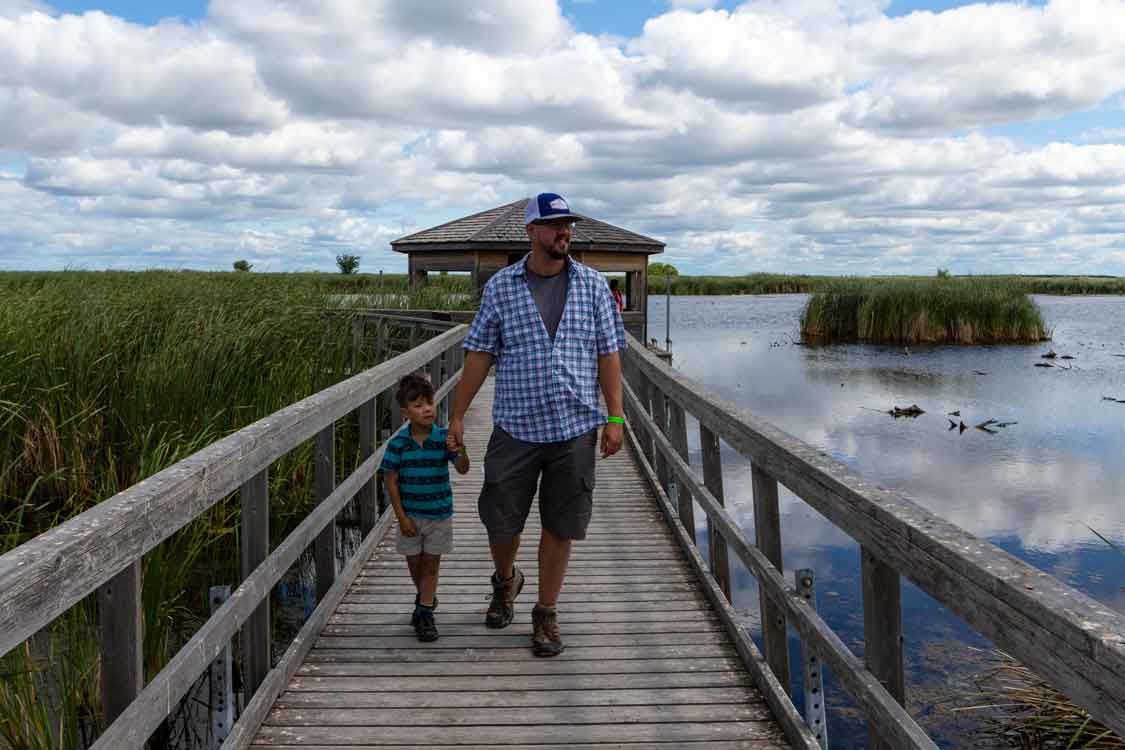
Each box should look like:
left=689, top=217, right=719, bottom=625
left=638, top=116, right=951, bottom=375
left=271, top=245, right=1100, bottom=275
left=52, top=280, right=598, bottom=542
left=525, top=266, right=568, bottom=339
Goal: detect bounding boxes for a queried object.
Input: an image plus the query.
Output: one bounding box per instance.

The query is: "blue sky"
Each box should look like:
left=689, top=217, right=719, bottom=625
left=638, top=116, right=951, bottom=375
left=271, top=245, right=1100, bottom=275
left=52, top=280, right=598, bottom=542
left=2, top=0, right=1124, bottom=275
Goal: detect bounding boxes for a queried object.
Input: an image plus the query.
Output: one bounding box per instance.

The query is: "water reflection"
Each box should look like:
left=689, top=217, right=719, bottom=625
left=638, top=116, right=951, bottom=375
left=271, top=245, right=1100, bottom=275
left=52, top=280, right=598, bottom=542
left=650, top=293, right=1125, bottom=747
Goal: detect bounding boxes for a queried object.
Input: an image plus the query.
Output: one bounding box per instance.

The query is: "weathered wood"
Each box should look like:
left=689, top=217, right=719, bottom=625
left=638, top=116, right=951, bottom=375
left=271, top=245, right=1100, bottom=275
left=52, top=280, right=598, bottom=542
left=221, top=491, right=394, bottom=750
left=700, top=422, right=732, bottom=601
left=315, top=424, right=336, bottom=602
left=358, top=398, right=377, bottom=536
left=276, top=686, right=756, bottom=708
left=863, top=545, right=905, bottom=750
left=321, top=620, right=724, bottom=637
left=239, top=468, right=269, bottom=698
left=668, top=399, right=696, bottom=541
left=265, top=703, right=773, bottom=726
left=297, top=656, right=746, bottom=678
left=252, top=722, right=786, bottom=746
left=87, top=447, right=387, bottom=750
left=623, top=378, right=936, bottom=750
left=97, top=560, right=142, bottom=726
left=624, top=416, right=821, bottom=750
left=314, top=631, right=726, bottom=650
left=286, top=671, right=753, bottom=693
left=306, top=644, right=736, bottom=664
left=0, top=326, right=468, bottom=659
left=624, top=334, right=1125, bottom=738
left=247, top=744, right=784, bottom=750
left=752, top=464, right=789, bottom=691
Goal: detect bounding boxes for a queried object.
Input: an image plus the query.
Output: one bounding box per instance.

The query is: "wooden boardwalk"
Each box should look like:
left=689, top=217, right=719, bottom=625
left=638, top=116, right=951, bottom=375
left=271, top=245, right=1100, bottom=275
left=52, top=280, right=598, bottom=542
left=251, top=378, right=793, bottom=748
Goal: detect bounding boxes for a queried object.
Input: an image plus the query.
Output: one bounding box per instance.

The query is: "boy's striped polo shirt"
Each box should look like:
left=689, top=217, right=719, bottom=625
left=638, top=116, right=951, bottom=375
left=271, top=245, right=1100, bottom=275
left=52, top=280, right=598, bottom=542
left=379, top=424, right=459, bottom=520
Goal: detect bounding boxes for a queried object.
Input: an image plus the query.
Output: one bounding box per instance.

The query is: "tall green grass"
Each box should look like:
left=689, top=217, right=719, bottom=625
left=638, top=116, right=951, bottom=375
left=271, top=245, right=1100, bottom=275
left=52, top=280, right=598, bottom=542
left=0, top=270, right=471, bottom=747
left=799, top=278, right=1051, bottom=344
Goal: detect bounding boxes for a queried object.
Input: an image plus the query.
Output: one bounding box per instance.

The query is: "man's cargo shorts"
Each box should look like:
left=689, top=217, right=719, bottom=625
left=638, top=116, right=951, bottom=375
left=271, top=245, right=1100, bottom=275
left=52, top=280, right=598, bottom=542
left=478, top=426, right=597, bottom=543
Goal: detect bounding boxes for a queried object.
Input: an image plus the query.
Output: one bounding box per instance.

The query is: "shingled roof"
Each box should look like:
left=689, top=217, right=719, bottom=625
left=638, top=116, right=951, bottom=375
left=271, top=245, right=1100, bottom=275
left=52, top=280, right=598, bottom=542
left=391, top=199, right=664, bottom=255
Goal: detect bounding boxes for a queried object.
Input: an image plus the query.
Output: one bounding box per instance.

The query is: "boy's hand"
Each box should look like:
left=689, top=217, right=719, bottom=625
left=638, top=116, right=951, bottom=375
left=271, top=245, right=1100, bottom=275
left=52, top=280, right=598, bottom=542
left=398, top=516, right=418, bottom=537
left=447, top=417, right=464, bottom=451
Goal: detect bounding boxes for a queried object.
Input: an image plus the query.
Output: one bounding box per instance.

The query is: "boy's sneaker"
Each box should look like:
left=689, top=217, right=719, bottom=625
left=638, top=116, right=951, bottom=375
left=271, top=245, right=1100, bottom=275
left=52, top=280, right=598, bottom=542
left=411, top=593, right=438, bottom=626
left=531, top=604, right=564, bottom=657
left=485, top=567, right=524, bottom=629
left=414, top=606, right=438, bottom=642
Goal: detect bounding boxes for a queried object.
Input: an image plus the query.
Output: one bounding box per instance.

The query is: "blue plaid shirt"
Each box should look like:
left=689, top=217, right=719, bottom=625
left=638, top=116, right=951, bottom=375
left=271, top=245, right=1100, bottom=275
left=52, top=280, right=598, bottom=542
left=464, top=255, right=625, bottom=443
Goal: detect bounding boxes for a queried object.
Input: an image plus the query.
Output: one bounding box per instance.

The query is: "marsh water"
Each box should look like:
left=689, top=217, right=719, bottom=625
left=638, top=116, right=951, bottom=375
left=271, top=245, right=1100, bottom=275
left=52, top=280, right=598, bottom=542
left=646, top=293, right=1125, bottom=746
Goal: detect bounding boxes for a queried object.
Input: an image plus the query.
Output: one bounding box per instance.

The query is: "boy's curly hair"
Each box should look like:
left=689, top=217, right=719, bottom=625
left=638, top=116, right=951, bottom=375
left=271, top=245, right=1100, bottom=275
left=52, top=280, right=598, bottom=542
left=395, top=373, right=434, bottom=407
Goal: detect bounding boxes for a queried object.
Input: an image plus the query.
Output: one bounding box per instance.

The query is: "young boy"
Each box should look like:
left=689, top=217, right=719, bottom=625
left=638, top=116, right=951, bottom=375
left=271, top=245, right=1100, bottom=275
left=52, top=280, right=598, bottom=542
left=380, top=373, right=470, bottom=641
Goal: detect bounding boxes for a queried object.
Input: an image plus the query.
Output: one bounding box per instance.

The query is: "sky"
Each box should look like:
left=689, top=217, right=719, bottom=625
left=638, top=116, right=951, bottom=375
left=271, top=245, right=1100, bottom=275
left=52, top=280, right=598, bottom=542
left=2, top=0, right=1124, bottom=275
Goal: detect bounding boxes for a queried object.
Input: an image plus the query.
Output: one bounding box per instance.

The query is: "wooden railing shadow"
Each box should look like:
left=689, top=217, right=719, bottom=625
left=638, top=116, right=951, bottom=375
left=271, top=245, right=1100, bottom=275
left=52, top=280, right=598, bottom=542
left=0, top=316, right=466, bottom=749
left=621, top=331, right=1124, bottom=749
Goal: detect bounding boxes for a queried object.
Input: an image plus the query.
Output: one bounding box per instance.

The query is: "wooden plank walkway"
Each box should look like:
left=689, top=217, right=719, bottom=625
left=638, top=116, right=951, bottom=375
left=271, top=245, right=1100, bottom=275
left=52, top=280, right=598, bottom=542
left=251, top=378, right=793, bottom=748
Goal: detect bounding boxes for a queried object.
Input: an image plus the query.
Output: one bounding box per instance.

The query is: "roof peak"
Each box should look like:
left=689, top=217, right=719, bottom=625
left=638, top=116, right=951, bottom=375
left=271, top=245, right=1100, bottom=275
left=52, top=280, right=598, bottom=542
left=391, top=198, right=664, bottom=254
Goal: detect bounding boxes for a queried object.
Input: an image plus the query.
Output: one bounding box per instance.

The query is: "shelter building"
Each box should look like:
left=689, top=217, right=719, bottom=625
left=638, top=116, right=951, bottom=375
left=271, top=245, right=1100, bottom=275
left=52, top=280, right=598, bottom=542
left=390, top=198, right=664, bottom=342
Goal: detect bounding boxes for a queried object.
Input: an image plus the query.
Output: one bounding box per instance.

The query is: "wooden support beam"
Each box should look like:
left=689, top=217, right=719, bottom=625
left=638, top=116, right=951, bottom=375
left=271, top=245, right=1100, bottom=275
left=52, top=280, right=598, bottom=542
left=315, top=425, right=336, bottom=602
left=752, top=465, right=790, bottom=691
left=98, top=560, right=143, bottom=726
left=650, top=384, right=670, bottom=495
left=862, top=546, right=906, bottom=750
left=668, top=400, right=695, bottom=542
left=239, top=469, right=269, bottom=698
left=700, top=423, right=732, bottom=601
left=358, top=398, right=378, bottom=537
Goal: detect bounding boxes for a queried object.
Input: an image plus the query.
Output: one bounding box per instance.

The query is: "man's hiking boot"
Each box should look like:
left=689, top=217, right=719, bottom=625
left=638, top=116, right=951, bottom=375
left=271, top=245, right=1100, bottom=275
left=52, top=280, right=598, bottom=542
left=414, top=606, right=438, bottom=642
left=531, top=604, right=564, bottom=657
left=485, top=567, right=524, bottom=629
left=411, top=594, right=437, bottom=626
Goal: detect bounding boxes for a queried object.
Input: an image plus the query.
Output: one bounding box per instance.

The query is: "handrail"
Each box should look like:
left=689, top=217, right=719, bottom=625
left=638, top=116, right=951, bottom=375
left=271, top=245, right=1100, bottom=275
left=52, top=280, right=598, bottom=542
left=0, top=321, right=468, bottom=748
left=0, top=325, right=467, bottom=657
left=621, top=331, right=1125, bottom=741
left=624, top=376, right=936, bottom=749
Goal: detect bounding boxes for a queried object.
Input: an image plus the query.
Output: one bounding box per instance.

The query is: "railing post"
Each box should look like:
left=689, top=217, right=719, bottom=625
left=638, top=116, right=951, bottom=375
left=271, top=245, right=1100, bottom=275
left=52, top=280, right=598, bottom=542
left=408, top=322, right=417, bottom=350
left=650, top=384, right=670, bottom=494
left=796, top=569, right=829, bottom=749
left=668, top=399, right=695, bottom=541
left=862, top=546, right=905, bottom=750
left=315, top=424, right=337, bottom=601
left=239, top=468, right=269, bottom=697
left=699, top=423, right=731, bottom=600
left=97, top=559, right=142, bottom=727
left=359, top=397, right=378, bottom=536
left=375, top=319, right=386, bottom=361
left=752, top=464, right=790, bottom=690
left=635, top=373, right=655, bottom=468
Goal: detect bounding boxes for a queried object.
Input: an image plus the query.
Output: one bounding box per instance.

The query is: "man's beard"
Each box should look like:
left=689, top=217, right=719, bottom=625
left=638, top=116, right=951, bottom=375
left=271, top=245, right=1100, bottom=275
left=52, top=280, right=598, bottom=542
left=545, top=241, right=570, bottom=260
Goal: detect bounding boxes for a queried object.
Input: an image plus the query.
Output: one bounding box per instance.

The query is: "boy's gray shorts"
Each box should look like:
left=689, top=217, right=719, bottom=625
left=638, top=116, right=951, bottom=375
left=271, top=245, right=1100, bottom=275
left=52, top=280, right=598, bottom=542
left=478, top=426, right=597, bottom=543
left=396, top=516, right=454, bottom=556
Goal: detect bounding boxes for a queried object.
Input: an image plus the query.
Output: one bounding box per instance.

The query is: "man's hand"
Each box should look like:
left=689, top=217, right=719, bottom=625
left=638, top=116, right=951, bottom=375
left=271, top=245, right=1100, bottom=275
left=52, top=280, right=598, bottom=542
left=600, top=422, right=623, bottom=458
left=398, top=515, right=418, bottom=537
left=447, top=417, right=464, bottom=452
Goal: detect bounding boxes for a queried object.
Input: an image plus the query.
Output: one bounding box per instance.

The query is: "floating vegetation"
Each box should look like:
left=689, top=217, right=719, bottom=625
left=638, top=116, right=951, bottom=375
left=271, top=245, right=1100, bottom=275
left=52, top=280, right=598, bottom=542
left=800, top=278, right=1051, bottom=345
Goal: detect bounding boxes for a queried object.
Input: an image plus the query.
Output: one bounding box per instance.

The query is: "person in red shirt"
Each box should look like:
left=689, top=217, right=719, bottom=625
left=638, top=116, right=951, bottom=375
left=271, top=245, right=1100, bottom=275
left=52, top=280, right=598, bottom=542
left=609, top=278, right=624, bottom=312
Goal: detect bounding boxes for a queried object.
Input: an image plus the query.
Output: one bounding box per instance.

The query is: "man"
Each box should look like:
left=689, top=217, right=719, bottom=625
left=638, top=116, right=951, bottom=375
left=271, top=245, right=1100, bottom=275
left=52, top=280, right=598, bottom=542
left=446, top=192, right=625, bottom=657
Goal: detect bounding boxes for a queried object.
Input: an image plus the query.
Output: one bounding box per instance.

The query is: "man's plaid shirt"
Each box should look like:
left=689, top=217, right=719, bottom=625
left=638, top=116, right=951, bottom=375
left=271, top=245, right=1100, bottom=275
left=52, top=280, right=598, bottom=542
left=464, top=254, right=625, bottom=444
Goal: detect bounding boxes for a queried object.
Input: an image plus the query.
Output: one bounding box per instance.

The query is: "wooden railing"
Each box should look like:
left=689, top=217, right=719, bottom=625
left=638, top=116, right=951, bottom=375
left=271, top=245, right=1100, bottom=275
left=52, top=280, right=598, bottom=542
left=621, top=332, right=1125, bottom=747
left=0, top=317, right=467, bottom=749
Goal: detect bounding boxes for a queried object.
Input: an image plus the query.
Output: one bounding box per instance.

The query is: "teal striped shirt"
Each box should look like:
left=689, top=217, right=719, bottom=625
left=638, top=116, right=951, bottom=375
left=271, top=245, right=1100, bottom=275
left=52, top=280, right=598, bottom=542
left=379, top=424, right=458, bottom=520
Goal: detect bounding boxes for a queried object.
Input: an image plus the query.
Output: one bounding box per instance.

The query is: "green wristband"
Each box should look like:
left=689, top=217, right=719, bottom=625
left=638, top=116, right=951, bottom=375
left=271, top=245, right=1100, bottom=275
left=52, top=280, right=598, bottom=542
left=606, top=416, right=625, bottom=424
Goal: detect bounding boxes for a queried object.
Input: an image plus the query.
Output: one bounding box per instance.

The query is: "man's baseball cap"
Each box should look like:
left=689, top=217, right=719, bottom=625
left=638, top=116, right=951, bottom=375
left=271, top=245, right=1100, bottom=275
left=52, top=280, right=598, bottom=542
left=525, top=193, right=584, bottom=225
